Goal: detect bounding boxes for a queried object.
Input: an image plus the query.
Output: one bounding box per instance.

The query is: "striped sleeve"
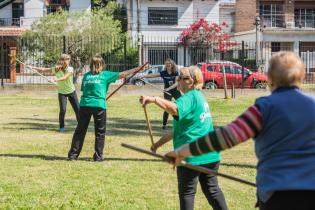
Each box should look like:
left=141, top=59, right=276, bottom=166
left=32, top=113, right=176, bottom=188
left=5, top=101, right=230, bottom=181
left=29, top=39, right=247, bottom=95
left=190, top=105, right=263, bottom=156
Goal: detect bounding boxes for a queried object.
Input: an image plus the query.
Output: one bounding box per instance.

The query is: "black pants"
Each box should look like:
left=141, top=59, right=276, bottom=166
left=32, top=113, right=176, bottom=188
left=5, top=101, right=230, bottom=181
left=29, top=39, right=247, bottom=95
left=177, top=161, right=228, bottom=210
left=258, top=190, right=315, bottom=210
left=68, top=107, right=106, bottom=161
left=163, top=90, right=181, bottom=126
left=58, top=91, right=79, bottom=129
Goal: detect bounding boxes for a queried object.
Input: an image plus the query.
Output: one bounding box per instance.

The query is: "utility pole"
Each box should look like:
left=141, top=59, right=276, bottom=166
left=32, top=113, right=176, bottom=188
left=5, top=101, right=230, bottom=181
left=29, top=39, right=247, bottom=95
left=254, top=16, right=261, bottom=71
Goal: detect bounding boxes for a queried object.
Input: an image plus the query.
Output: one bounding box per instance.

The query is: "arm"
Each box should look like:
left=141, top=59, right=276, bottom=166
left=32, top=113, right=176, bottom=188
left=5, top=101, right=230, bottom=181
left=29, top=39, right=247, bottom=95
left=55, top=71, right=72, bottom=82
left=165, top=82, right=178, bottom=92
left=119, top=65, right=151, bottom=79
left=27, top=65, right=52, bottom=73
left=139, top=96, right=178, bottom=116
left=151, top=130, right=173, bottom=152
left=140, top=73, right=160, bottom=79
left=166, top=105, right=263, bottom=163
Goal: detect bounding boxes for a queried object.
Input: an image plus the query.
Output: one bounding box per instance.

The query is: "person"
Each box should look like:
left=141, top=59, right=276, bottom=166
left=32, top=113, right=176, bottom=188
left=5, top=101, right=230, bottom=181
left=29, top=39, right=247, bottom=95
left=29, top=54, right=79, bottom=132
left=140, top=66, right=228, bottom=210
left=166, top=52, right=315, bottom=210
left=68, top=55, right=144, bottom=161
left=140, top=58, right=181, bottom=130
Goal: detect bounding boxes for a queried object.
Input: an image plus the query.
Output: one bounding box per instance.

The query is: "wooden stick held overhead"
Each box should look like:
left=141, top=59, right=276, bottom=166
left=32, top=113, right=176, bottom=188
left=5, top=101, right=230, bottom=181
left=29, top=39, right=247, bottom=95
left=143, top=106, right=155, bottom=147
left=106, top=62, right=150, bottom=101
left=121, top=143, right=256, bottom=187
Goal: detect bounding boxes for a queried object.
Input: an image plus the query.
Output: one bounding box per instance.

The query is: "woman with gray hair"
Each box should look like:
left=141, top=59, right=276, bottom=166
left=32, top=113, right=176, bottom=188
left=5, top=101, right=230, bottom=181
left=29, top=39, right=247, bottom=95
left=140, top=66, right=228, bottom=210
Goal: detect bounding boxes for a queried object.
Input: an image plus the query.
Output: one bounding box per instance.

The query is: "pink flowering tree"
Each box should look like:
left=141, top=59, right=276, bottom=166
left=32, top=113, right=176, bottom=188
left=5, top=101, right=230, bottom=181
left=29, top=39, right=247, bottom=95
left=180, top=19, right=236, bottom=56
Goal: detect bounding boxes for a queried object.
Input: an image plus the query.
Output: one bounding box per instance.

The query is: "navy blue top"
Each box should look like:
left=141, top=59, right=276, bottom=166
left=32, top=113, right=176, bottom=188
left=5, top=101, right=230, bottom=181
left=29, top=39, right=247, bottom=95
left=160, top=70, right=178, bottom=89
left=254, top=87, right=315, bottom=202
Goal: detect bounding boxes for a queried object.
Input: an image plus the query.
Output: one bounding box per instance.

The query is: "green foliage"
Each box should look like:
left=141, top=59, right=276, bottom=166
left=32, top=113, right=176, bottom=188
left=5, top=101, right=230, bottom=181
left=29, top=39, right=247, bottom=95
left=20, top=6, right=130, bottom=82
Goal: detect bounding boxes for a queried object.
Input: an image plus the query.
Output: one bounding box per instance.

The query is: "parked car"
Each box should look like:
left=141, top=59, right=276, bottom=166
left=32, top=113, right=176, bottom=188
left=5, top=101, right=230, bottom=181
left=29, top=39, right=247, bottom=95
left=197, top=61, right=267, bottom=89
left=130, top=65, right=184, bottom=86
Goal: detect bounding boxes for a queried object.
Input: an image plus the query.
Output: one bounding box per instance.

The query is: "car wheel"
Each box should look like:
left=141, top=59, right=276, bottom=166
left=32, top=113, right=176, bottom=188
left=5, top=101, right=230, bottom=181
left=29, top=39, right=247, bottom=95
left=134, top=80, right=145, bottom=86
left=255, top=82, right=267, bottom=89
left=205, top=81, right=217, bottom=89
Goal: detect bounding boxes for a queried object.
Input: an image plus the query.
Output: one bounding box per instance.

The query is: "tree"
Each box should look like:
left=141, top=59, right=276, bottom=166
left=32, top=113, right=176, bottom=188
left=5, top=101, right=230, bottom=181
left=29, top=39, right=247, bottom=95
left=180, top=19, right=236, bottom=57
left=20, top=3, right=128, bottom=83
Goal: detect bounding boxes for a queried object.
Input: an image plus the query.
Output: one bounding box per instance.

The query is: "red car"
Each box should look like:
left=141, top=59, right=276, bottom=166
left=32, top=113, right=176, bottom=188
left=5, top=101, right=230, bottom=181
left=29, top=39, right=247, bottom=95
left=197, top=61, right=267, bottom=89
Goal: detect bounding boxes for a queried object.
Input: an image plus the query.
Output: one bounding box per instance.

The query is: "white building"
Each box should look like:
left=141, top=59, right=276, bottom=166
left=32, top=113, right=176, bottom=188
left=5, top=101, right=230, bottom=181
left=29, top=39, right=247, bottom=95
left=0, top=0, right=91, bottom=84
left=120, top=0, right=235, bottom=66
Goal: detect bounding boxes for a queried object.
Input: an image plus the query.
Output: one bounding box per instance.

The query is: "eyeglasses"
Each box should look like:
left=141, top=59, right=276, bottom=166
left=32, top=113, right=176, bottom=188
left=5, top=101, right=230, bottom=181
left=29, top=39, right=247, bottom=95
left=178, top=75, right=191, bottom=80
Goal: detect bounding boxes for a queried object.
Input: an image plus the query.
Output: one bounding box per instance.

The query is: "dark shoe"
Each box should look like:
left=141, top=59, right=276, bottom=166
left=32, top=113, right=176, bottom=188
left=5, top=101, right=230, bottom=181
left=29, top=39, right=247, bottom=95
left=59, top=127, right=65, bottom=133
left=93, top=153, right=104, bottom=162
left=162, top=125, right=167, bottom=130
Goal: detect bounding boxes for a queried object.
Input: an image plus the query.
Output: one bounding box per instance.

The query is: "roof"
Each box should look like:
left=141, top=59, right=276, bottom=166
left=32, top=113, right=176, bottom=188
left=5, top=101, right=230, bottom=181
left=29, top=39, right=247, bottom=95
left=0, top=0, right=14, bottom=9
left=0, top=27, right=26, bottom=36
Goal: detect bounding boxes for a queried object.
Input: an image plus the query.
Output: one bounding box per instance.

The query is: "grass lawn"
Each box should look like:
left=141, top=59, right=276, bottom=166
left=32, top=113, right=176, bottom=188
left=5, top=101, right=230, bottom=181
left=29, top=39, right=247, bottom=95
left=0, top=90, right=259, bottom=210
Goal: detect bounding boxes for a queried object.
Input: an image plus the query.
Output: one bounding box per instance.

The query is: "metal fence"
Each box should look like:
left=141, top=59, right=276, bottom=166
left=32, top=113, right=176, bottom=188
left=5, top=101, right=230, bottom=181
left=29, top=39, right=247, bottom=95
left=1, top=35, right=315, bottom=88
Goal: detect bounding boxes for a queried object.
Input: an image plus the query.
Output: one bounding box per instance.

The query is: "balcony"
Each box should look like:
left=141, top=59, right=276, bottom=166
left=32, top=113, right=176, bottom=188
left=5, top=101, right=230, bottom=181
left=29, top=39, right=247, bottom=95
left=295, top=16, right=315, bottom=28
left=260, top=14, right=285, bottom=28
left=0, top=18, right=21, bottom=27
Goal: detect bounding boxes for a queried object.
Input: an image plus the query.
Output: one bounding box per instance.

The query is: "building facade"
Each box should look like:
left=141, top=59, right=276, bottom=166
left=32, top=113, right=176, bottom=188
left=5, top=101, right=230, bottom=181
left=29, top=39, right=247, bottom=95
left=0, top=0, right=91, bottom=83
left=122, top=0, right=235, bottom=66
left=234, top=0, right=315, bottom=72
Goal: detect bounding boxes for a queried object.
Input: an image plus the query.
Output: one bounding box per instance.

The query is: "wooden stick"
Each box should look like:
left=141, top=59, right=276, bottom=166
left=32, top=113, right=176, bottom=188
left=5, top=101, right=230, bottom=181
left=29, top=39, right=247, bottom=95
left=139, top=78, right=172, bottom=96
left=121, top=143, right=256, bottom=187
left=16, top=58, right=57, bottom=85
left=106, top=62, right=149, bottom=101
left=143, top=106, right=154, bottom=146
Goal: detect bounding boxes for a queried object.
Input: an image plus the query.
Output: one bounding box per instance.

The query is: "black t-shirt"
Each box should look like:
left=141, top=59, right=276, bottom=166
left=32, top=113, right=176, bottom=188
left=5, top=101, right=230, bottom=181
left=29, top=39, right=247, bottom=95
left=160, top=70, right=178, bottom=89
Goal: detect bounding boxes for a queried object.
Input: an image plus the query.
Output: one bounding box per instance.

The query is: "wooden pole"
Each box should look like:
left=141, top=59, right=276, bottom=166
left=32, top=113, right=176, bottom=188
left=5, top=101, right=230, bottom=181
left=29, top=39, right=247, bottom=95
left=121, top=143, right=256, bottom=187
left=106, top=61, right=149, bottom=101
left=143, top=106, right=154, bottom=146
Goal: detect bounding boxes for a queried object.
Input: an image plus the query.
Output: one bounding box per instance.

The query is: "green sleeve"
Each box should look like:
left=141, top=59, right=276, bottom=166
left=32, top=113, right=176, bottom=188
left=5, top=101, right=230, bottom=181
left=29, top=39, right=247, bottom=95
left=175, top=95, right=193, bottom=120
left=104, top=71, right=119, bottom=84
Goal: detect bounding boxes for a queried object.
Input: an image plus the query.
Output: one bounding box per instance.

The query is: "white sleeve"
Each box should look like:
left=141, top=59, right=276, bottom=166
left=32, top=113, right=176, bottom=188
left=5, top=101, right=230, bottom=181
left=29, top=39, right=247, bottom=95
left=67, top=66, right=74, bottom=73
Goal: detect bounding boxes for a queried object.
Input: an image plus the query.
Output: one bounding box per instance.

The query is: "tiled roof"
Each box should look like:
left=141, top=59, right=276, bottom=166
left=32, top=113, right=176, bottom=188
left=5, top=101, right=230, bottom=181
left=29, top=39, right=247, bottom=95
left=0, top=27, right=26, bottom=36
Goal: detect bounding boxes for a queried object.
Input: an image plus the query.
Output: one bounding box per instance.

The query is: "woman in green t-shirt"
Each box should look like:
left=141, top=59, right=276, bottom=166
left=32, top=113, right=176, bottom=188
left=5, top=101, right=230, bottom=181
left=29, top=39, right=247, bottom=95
left=140, top=66, right=228, bottom=210
left=29, top=54, right=79, bottom=132
left=68, top=55, right=142, bottom=161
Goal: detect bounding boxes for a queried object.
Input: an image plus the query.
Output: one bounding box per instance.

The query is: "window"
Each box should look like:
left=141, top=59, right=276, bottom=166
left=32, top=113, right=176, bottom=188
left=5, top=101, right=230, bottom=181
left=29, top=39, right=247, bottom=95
left=148, top=7, right=178, bottom=25
left=148, top=47, right=178, bottom=65
left=271, top=42, right=281, bottom=53
left=234, top=66, right=243, bottom=74
left=220, top=66, right=233, bottom=74
left=12, top=3, right=24, bottom=26
left=259, top=3, right=284, bottom=27
left=207, top=66, right=215, bottom=72
left=295, top=9, right=315, bottom=28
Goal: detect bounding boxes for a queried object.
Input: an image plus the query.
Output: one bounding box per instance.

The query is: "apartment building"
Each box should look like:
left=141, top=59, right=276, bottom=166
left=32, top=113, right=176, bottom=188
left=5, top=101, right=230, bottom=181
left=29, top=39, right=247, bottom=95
left=234, top=0, right=315, bottom=72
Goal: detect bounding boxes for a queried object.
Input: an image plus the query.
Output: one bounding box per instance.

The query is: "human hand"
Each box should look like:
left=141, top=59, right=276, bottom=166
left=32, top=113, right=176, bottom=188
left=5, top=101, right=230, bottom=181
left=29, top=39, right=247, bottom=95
left=150, top=143, right=158, bottom=153
left=164, top=144, right=191, bottom=166
left=139, top=96, right=156, bottom=107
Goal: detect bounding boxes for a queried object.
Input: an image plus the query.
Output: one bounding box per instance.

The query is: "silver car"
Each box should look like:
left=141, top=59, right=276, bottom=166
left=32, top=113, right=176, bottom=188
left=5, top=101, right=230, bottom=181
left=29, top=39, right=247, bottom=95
left=131, top=65, right=183, bottom=86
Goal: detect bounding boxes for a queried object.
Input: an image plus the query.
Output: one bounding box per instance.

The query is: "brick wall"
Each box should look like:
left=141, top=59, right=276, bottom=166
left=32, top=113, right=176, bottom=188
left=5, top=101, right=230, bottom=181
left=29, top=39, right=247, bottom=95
left=235, top=0, right=257, bottom=33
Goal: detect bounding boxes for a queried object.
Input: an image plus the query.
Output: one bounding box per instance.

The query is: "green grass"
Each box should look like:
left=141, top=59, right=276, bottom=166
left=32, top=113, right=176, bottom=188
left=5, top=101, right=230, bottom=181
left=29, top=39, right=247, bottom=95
left=0, top=91, right=259, bottom=210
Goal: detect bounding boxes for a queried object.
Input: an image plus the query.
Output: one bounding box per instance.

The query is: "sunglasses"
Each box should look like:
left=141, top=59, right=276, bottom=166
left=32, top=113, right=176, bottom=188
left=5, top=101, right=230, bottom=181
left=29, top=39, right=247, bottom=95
left=178, top=75, right=191, bottom=80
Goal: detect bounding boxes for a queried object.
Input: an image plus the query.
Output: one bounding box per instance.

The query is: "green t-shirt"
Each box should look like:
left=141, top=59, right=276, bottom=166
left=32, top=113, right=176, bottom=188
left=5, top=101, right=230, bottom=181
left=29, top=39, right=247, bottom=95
left=52, top=66, right=75, bottom=94
left=173, top=89, right=220, bottom=165
left=80, top=70, right=119, bottom=109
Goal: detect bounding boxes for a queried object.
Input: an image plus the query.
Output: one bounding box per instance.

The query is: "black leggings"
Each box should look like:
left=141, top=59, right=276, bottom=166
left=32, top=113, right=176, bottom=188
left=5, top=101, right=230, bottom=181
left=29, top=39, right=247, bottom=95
left=163, top=90, right=181, bottom=126
left=258, top=190, right=315, bottom=210
left=177, top=161, right=228, bottom=210
left=58, top=91, right=79, bottom=128
left=68, top=107, right=106, bottom=161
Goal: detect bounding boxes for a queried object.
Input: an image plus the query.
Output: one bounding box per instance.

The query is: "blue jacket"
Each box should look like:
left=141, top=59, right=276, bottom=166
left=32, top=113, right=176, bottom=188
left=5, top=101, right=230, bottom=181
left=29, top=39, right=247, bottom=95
left=255, top=87, right=315, bottom=202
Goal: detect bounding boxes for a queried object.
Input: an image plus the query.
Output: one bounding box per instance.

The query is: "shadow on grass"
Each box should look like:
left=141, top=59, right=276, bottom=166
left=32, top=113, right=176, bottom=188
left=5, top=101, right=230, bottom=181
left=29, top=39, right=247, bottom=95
left=0, top=154, right=163, bottom=162
left=221, top=162, right=256, bottom=169
left=3, top=117, right=167, bottom=136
